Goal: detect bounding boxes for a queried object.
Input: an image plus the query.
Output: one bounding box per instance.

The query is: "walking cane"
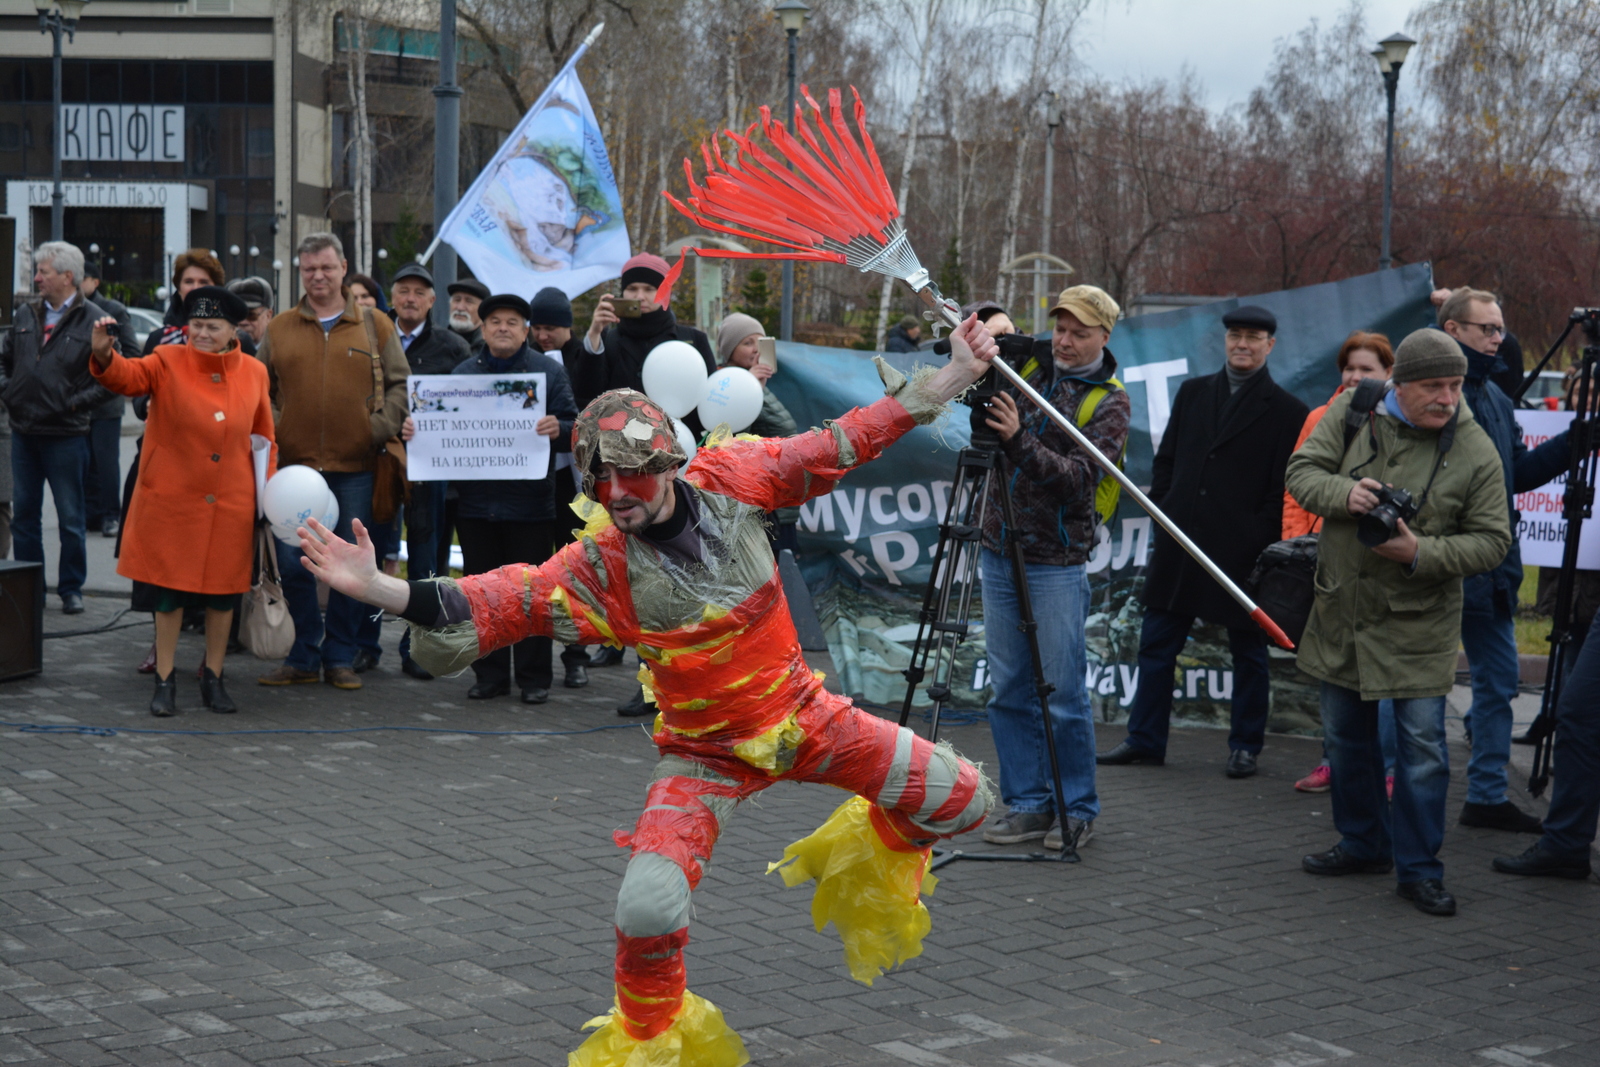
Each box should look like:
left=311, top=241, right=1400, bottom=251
left=659, top=86, right=1295, bottom=650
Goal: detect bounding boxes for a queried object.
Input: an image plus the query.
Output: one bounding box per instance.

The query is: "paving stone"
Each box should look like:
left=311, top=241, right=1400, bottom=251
left=2, top=600, right=1597, bottom=1063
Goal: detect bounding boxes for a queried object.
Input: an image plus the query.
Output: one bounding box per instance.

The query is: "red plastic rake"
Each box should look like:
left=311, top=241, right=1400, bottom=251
left=659, top=87, right=1294, bottom=651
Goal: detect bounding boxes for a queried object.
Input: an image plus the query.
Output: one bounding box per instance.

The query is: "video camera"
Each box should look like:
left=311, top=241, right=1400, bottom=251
left=932, top=331, right=1047, bottom=445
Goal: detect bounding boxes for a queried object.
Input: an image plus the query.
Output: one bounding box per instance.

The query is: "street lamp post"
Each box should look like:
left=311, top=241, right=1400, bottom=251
left=1035, top=93, right=1061, bottom=336
left=432, top=0, right=463, bottom=327
left=35, top=0, right=88, bottom=243
left=774, top=0, right=808, bottom=342
left=1373, top=32, right=1415, bottom=270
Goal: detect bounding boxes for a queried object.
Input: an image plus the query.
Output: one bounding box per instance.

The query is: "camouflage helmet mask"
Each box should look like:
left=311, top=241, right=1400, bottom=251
left=573, top=389, right=688, bottom=502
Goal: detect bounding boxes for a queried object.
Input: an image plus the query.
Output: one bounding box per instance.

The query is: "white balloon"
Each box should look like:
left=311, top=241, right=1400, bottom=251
left=697, top=366, right=764, bottom=433
left=641, top=340, right=710, bottom=419
left=317, top=487, right=340, bottom=538
left=263, top=465, right=333, bottom=545
left=672, top=417, right=698, bottom=464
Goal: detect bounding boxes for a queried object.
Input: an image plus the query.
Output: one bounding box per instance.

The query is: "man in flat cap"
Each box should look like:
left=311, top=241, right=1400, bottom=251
left=388, top=263, right=472, bottom=680
left=1099, top=304, right=1308, bottom=778
left=446, top=278, right=490, bottom=350
left=448, top=293, right=578, bottom=705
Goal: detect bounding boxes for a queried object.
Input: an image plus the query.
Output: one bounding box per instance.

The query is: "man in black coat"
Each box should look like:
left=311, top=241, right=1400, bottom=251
left=450, top=293, right=578, bottom=704
left=1099, top=305, right=1309, bottom=778
left=578, top=252, right=717, bottom=436
left=388, top=263, right=473, bottom=680
left=528, top=285, right=597, bottom=689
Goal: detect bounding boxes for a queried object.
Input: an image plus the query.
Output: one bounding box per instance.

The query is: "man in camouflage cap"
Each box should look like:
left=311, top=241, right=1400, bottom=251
left=294, top=320, right=1001, bottom=1067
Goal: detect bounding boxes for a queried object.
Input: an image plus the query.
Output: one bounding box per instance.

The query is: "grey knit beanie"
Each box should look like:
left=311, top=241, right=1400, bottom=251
left=717, top=312, right=766, bottom=364
left=1392, top=329, right=1468, bottom=383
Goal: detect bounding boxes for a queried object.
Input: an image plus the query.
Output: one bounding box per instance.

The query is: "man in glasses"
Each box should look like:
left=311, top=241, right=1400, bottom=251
left=1437, top=288, right=1571, bottom=835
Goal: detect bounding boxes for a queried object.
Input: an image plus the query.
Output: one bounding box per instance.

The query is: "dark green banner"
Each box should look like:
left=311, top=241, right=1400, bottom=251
left=767, top=263, right=1436, bottom=729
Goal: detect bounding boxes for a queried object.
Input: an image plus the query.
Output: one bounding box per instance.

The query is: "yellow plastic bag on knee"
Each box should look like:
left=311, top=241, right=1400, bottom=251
left=767, top=796, right=936, bottom=985
left=570, top=990, right=748, bottom=1067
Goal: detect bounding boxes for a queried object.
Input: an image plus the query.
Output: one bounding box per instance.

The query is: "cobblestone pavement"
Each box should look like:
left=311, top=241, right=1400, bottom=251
left=3, top=596, right=1597, bottom=1066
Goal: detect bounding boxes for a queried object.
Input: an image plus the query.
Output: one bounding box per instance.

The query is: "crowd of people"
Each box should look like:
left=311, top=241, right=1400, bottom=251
left=1, top=238, right=1596, bottom=929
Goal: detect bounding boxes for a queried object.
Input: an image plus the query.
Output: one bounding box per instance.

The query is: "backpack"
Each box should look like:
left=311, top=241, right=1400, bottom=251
left=1245, top=377, right=1387, bottom=645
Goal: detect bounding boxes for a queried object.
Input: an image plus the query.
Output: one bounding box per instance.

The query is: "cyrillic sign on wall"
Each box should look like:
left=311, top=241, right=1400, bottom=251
left=60, top=105, right=185, bottom=163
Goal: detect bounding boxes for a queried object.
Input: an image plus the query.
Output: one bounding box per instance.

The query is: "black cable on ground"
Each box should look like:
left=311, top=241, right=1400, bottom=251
left=44, top=607, right=150, bottom=640
left=2, top=721, right=649, bottom=739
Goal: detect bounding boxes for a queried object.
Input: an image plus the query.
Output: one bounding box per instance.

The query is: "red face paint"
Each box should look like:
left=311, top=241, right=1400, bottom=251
left=598, top=470, right=660, bottom=508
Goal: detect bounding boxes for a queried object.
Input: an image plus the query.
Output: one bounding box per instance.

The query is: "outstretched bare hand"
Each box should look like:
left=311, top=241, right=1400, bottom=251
left=298, top=518, right=412, bottom=614
left=299, top=518, right=374, bottom=597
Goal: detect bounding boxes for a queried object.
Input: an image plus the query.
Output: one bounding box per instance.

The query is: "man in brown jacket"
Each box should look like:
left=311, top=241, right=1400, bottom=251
left=254, top=233, right=408, bottom=690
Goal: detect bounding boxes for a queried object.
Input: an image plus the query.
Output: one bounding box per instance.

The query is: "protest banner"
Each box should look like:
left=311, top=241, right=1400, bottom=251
left=1513, top=409, right=1600, bottom=569
left=407, top=374, right=550, bottom=482
left=766, top=263, right=1438, bottom=733
left=423, top=27, right=628, bottom=300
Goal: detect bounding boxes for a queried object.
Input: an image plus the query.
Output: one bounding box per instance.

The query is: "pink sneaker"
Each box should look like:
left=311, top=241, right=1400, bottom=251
left=1386, top=775, right=1395, bottom=800
left=1295, top=764, right=1332, bottom=793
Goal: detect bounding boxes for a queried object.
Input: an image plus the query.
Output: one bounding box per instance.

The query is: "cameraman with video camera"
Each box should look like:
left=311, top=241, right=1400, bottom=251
left=1288, top=329, right=1512, bottom=917
left=976, top=286, right=1131, bottom=854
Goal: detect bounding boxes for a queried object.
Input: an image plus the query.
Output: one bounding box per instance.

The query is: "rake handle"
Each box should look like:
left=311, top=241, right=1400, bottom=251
left=919, top=288, right=1295, bottom=651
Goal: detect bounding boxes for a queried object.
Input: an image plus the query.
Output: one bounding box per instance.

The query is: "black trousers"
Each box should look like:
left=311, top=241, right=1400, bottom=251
left=457, top=518, right=554, bottom=690
left=553, top=465, right=589, bottom=669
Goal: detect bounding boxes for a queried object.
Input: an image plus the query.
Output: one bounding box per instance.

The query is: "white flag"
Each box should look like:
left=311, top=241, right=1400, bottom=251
left=435, top=30, right=628, bottom=299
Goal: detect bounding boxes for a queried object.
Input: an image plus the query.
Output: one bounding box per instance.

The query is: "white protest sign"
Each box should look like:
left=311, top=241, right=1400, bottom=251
left=1512, top=409, right=1600, bottom=568
left=406, top=374, right=550, bottom=482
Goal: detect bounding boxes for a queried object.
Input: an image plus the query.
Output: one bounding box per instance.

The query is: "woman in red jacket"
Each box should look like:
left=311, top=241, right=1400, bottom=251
left=89, top=287, right=277, bottom=717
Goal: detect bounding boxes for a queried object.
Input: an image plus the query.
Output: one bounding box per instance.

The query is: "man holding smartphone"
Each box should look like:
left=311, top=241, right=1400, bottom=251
left=579, top=253, right=717, bottom=435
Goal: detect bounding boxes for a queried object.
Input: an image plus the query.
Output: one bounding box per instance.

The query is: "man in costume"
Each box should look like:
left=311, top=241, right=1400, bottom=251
left=296, top=316, right=1001, bottom=1066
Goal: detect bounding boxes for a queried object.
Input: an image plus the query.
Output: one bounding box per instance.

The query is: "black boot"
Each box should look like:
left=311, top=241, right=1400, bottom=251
left=150, top=671, right=177, bottom=717
left=201, top=666, right=237, bottom=714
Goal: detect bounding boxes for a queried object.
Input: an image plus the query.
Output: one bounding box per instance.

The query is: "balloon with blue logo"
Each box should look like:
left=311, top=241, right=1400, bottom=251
left=263, top=465, right=339, bottom=545
left=697, top=366, right=763, bottom=433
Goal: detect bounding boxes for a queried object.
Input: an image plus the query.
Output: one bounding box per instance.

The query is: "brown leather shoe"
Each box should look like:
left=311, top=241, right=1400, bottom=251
left=257, top=665, right=321, bottom=686
left=324, top=666, right=362, bottom=690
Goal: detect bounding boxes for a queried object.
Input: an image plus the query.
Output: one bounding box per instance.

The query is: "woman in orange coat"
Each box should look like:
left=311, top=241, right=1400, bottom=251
left=89, top=286, right=276, bottom=717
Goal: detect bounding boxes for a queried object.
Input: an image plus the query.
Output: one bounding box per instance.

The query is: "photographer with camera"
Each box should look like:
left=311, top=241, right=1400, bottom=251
left=1289, top=329, right=1512, bottom=917
left=977, top=285, right=1130, bottom=853
left=1436, top=289, right=1571, bottom=834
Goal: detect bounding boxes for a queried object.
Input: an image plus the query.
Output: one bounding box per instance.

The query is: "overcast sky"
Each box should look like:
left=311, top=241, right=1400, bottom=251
left=1074, top=0, right=1422, bottom=112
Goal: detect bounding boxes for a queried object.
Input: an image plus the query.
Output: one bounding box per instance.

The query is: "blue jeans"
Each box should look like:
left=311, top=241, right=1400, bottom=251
left=1459, top=575, right=1520, bottom=805
left=276, top=470, right=378, bottom=671
left=1320, top=700, right=1397, bottom=774
left=11, top=431, right=89, bottom=598
left=1540, top=611, right=1600, bottom=857
left=1322, top=682, right=1450, bottom=884
left=1124, top=607, right=1271, bottom=756
left=981, top=550, right=1098, bottom=820
left=86, top=416, right=123, bottom=526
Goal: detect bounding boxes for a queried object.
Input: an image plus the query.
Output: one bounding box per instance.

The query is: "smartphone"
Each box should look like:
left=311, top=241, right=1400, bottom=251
left=612, top=297, right=644, bottom=319
left=756, top=337, right=778, bottom=372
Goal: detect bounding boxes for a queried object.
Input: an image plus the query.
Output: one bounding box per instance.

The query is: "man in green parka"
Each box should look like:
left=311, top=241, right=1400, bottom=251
left=1286, top=328, right=1511, bottom=918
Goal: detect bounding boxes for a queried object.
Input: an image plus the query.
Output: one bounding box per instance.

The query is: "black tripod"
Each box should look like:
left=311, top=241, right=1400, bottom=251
left=1513, top=309, right=1600, bottom=796
left=897, top=370, right=1079, bottom=869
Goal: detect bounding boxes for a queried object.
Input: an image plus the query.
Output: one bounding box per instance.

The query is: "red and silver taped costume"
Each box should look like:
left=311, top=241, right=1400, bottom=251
left=410, top=369, right=991, bottom=1059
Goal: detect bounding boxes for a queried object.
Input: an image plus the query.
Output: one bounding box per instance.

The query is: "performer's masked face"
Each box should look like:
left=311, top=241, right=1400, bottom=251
left=593, top=463, right=678, bottom=533
left=573, top=389, right=690, bottom=533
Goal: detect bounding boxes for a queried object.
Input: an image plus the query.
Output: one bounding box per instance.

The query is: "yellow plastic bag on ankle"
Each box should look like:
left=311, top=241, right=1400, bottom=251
left=767, top=795, right=936, bottom=985
left=570, top=990, right=748, bottom=1067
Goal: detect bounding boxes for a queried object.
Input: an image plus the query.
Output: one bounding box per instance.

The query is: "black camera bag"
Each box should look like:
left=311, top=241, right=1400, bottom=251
left=1245, top=378, right=1388, bottom=646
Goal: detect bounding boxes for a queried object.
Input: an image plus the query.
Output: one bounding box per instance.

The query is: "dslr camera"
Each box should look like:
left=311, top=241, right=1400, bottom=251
left=1357, top=485, right=1419, bottom=547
